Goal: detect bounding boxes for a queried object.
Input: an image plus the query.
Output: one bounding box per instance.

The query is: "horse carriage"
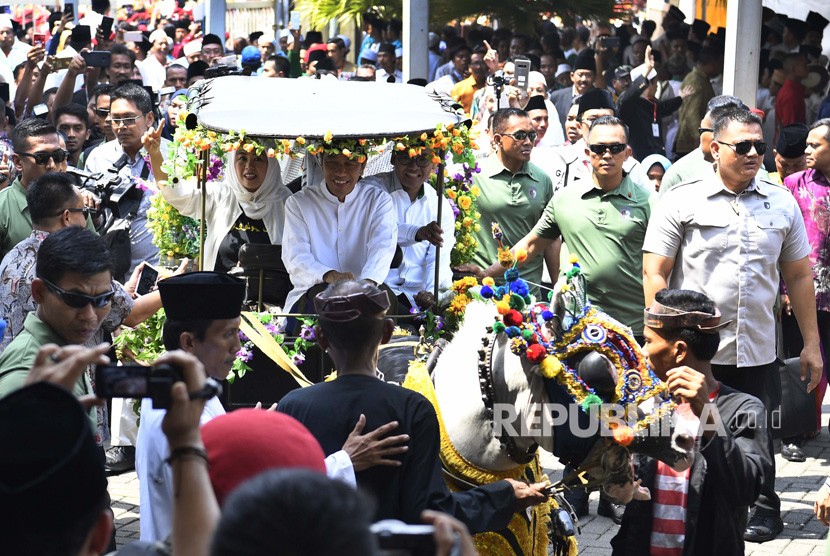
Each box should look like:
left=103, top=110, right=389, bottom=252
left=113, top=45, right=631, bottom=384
left=127, top=75, right=694, bottom=555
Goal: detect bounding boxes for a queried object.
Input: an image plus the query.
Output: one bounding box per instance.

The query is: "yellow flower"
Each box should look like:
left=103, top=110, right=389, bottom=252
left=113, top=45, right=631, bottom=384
left=420, top=132, right=428, bottom=141
left=498, top=248, right=514, bottom=268
left=463, top=217, right=473, bottom=228
left=482, top=277, right=495, bottom=287
left=242, top=143, right=255, bottom=152
left=395, top=142, right=406, bottom=151
left=457, top=195, right=472, bottom=210
left=515, top=249, right=528, bottom=263
left=296, top=136, right=306, bottom=145
left=470, top=185, right=481, bottom=197
left=324, top=131, right=333, bottom=143
left=569, top=254, right=579, bottom=264
left=342, top=148, right=352, bottom=158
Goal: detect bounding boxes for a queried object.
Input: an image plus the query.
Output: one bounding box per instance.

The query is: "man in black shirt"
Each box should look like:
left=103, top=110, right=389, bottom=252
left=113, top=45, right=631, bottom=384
left=278, top=280, right=548, bottom=533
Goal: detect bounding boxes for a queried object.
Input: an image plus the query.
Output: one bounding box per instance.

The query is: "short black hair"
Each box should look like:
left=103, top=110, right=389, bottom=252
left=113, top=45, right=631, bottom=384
left=589, top=115, right=630, bottom=142
left=162, top=319, right=212, bottom=351
left=27, top=172, right=79, bottom=226
left=267, top=55, right=291, bottom=76
left=697, top=46, right=722, bottom=67
left=10, top=118, right=58, bottom=152
left=712, top=107, right=762, bottom=138
left=492, top=108, right=529, bottom=134
left=327, top=37, right=346, bottom=50
left=211, top=469, right=377, bottom=556
left=90, top=83, right=115, bottom=103
left=707, top=94, right=746, bottom=113
left=110, top=43, right=137, bottom=65
left=810, top=118, right=830, bottom=141
left=53, top=103, right=90, bottom=128
left=448, top=42, right=472, bottom=60
left=317, top=281, right=388, bottom=353
left=652, top=289, right=721, bottom=361
left=36, top=227, right=114, bottom=285
left=166, top=63, right=187, bottom=76
left=111, top=82, right=153, bottom=115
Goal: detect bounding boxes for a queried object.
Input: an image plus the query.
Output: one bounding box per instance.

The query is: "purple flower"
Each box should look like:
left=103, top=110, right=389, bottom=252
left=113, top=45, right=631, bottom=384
left=300, top=326, right=315, bottom=340
left=453, top=173, right=463, bottom=181
left=238, top=330, right=249, bottom=343
left=292, top=353, right=306, bottom=366
left=409, top=306, right=420, bottom=315
left=236, top=347, right=253, bottom=362
left=449, top=199, right=460, bottom=218
left=264, top=323, right=279, bottom=336
left=435, top=317, right=444, bottom=331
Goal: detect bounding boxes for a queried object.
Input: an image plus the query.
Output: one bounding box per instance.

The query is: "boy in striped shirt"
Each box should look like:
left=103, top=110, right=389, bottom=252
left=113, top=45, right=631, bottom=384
left=611, top=289, right=774, bottom=555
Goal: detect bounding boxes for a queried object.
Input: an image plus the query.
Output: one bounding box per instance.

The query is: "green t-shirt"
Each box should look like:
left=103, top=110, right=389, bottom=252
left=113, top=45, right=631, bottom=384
left=471, top=154, right=553, bottom=294
left=534, top=175, right=653, bottom=335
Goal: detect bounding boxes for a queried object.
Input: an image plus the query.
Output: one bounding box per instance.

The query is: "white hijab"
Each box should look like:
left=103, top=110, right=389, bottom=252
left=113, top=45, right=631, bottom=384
left=225, top=150, right=291, bottom=243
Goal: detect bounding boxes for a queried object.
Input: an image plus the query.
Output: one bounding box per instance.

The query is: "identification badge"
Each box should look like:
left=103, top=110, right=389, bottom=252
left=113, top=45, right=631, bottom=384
left=652, top=123, right=660, bottom=137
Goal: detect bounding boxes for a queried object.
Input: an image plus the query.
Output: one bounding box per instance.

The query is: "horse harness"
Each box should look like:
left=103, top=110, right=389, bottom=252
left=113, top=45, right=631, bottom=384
left=478, top=330, right=538, bottom=465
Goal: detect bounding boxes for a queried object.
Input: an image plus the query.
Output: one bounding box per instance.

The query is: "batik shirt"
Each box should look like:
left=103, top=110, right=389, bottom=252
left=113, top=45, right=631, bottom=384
left=784, top=168, right=830, bottom=312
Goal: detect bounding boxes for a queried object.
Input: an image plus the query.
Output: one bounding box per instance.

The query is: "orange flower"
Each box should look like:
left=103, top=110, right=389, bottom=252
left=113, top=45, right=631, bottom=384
left=457, top=195, right=472, bottom=210
left=612, top=426, right=635, bottom=447
left=515, top=249, right=527, bottom=263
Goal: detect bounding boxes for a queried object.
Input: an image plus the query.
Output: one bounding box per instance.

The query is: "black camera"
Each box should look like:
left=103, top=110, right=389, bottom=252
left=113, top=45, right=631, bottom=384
left=66, top=157, right=143, bottom=230
left=95, top=363, right=184, bottom=410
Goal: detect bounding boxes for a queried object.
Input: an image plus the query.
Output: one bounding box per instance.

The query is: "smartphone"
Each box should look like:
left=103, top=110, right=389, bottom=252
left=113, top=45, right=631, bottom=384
left=33, top=103, right=49, bottom=118
left=100, top=16, right=114, bottom=39
left=95, top=363, right=182, bottom=409
left=136, top=264, right=159, bottom=296
left=0, top=82, right=8, bottom=104
left=289, top=11, right=301, bottom=29
left=514, top=57, right=531, bottom=90
left=123, top=30, right=144, bottom=43
left=599, top=36, right=620, bottom=49
left=82, top=50, right=112, bottom=68
left=33, top=33, right=46, bottom=48
left=49, top=56, right=73, bottom=71
left=216, top=54, right=237, bottom=67
left=63, top=2, right=74, bottom=18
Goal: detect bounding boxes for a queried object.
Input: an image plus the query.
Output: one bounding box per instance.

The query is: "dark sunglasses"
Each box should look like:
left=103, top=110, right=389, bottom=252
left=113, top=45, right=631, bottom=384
left=698, top=127, right=713, bottom=135
left=55, top=207, right=98, bottom=218
left=392, top=153, right=433, bottom=168
left=588, top=143, right=627, bottom=155
left=94, top=108, right=110, bottom=117
left=502, top=130, right=538, bottom=142
left=18, top=149, right=69, bottom=166
left=715, top=140, right=767, bottom=156
left=43, top=278, right=115, bottom=309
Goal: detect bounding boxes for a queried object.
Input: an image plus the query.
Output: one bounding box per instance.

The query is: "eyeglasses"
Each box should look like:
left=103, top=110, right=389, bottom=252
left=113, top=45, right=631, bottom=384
left=55, top=207, right=98, bottom=218
left=502, top=130, right=538, bottom=142
left=698, top=127, right=713, bottom=135
left=392, top=153, right=433, bottom=168
left=588, top=143, right=627, bottom=155
left=715, top=140, right=768, bottom=156
left=42, top=278, right=115, bottom=309
left=17, top=149, right=69, bottom=165
left=109, top=115, right=144, bottom=127
left=94, top=108, right=110, bottom=118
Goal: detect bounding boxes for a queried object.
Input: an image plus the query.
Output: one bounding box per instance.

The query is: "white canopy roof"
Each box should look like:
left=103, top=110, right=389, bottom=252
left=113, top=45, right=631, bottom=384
left=192, top=76, right=465, bottom=139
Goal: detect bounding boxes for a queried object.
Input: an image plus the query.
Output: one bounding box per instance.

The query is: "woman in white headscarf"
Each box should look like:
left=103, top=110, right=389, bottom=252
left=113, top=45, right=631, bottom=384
left=142, top=124, right=292, bottom=276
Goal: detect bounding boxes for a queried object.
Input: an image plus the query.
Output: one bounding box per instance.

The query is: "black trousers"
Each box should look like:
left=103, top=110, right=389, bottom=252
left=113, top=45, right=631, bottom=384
left=712, top=361, right=780, bottom=517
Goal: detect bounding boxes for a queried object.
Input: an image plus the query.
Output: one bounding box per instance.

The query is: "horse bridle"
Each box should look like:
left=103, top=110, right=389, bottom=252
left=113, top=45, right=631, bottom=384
left=477, top=330, right=538, bottom=465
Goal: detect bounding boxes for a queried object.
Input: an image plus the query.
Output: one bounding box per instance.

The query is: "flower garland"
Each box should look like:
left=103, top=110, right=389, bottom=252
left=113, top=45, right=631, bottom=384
left=113, top=308, right=167, bottom=365
left=146, top=193, right=202, bottom=261
left=441, top=163, right=482, bottom=267
left=231, top=314, right=316, bottom=382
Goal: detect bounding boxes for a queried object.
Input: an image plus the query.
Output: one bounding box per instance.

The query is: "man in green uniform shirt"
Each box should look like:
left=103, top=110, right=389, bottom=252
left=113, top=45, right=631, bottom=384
left=0, top=227, right=115, bottom=440
left=455, top=107, right=558, bottom=295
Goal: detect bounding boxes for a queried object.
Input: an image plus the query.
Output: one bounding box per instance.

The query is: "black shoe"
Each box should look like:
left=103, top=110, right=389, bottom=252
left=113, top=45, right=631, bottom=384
left=563, top=489, right=589, bottom=518
left=781, top=442, right=806, bottom=462
left=105, top=446, right=135, bottom=475
left=744, top=514, right=784, bottom=543
left=597, top=495, right=625, bottom=525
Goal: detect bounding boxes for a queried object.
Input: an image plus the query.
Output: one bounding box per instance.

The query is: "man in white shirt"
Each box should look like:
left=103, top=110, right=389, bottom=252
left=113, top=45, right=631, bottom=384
left=137, top=272, right=409, bottom=542
left=282, top=150, right=398, bottom=313
left=361, top=148, right=455, bottom=310
left=375, top=42, right=402, bottom=83
left=0, top=15, right=31, bottom=91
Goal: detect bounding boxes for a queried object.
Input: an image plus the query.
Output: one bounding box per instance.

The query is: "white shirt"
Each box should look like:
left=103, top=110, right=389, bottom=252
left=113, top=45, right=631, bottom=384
left=282, top=180, right=397, bottom=312
left=159, top=175, right=292, bottom=273
left=361, top=171, right=455, bottom=305
left=136, top=395, right=356, bottom=543
left=376, top=67, right=403, bottom=83
left=137, top=55, right=167, bottom=90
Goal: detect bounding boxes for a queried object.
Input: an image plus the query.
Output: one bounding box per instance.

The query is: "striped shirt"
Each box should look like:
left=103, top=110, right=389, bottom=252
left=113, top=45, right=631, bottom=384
left=649, top=462, right=690, bottom=555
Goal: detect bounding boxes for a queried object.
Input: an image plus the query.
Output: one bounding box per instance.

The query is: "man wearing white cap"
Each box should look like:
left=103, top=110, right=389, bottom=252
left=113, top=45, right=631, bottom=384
left=139, top=29, right=173, bottom=90
left=0, top=15, right=30, bottom=90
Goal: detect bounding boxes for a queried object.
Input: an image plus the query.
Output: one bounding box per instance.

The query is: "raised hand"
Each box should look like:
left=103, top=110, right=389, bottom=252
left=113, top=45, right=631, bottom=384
left=141, top=121, right=165, bottom=155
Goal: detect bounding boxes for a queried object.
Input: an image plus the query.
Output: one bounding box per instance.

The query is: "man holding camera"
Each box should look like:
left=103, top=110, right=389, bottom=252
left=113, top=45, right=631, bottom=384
left=84, top=82, right=163, bottom=280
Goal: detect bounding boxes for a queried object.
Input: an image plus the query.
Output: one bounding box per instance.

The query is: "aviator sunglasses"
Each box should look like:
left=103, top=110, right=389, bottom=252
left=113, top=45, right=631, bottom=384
left=588, top=143, right=627, bottom=155
left=43, top=278, right=115, bottom=309
left=17, top=149, right=69, bottom=166
left=714, top=140, right=768, bottom=156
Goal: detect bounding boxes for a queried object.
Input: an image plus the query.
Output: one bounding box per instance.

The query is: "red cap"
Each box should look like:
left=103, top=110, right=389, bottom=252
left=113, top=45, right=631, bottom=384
left=202, top=409, right=327, bottom=506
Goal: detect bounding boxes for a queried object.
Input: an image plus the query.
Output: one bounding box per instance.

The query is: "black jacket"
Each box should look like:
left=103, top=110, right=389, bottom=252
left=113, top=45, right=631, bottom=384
left=616, top=75, right=683, bottom=161
left=611, top=384, right=773, bottom=556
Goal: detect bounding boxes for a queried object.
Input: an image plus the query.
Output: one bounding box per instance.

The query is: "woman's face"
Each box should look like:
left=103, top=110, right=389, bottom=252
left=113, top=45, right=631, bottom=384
left=234, top=151, right=269, bottom=191
left=647, top=162, right=666, bottom=191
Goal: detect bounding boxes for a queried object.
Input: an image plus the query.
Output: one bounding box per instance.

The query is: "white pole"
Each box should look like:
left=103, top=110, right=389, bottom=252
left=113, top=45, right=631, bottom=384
left=722, top=0, right=761, bottom=107
left=403, top=0, right=429, bottom=82
left=205, top=0, right=226, bottom=47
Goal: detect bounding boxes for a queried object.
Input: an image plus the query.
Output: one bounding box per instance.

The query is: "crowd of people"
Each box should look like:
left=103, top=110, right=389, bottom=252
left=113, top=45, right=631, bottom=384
left=1, top=0, right=830, bottom=555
